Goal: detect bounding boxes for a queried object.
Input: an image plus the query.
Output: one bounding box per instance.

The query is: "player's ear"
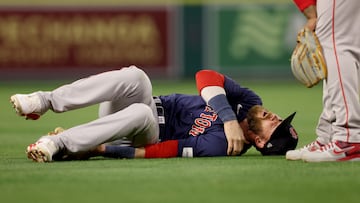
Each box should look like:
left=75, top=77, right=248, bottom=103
left=247, top=130, right=265, bottom=148
left=254, top=136, right=266, bottom=148
left=251, top=133, right=266, bottom=148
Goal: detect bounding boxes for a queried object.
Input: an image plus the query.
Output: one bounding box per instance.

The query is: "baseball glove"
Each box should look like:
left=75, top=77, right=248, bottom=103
left=291, top=28, right=327, bottom=88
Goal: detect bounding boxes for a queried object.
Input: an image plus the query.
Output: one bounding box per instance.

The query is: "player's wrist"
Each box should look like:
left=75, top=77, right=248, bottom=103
left=103, top=146, right=135, bottom=159
left=208, top=94, right=237, bottom=122
left=303, top=5, right=317, bottom=20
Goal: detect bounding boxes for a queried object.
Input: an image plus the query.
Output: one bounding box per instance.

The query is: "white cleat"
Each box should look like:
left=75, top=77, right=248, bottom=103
left=286, top=140, right=324, bottom=160
left=302, top=140, right=360, bottom=162
left=10, top=93, right=45, bottom=120
left=26, top=138, right=59, bottom=162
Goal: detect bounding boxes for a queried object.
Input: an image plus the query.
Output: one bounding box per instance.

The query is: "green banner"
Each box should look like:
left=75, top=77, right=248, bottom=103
left=206, top=3, right=304, bottom=77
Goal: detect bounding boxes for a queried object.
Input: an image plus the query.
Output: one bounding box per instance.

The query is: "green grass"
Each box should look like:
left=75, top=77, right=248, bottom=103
left=1, top=79, right=360, bottom=203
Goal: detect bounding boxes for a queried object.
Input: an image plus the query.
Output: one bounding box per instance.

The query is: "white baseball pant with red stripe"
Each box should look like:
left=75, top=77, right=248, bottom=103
left=315, top=0, right=360, bottom=143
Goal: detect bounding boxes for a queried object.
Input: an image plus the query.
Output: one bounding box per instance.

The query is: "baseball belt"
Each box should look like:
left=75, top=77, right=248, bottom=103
left=153, top=96, right=166, bottom=139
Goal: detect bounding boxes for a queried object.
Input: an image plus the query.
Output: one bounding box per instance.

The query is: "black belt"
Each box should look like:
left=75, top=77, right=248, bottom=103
left=153, top=96, right=165, bottom=124
left=153, top=96, right=166, bottom=139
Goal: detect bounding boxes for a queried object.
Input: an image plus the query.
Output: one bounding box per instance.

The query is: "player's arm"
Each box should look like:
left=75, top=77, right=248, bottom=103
left=293, top=0, right=317, bottom=31
left=100, top=140, right=179, bottom=159
left=100, top=133, right=245, bottom=158
left=195, top=69, right=247, bottom=156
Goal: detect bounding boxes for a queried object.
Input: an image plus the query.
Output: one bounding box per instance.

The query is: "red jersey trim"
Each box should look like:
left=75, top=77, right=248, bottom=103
left=195, top=70, right=225, bottom=94
left=293, top=0, right=316, bottom=12
left=144, top=140, right=179, bottom=158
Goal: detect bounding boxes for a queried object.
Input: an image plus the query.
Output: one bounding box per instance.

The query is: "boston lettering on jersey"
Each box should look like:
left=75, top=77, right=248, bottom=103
left=189, top=105, right=218, bottom=136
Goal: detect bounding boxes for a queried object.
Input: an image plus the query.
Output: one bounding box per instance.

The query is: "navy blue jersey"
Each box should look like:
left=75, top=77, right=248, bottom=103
left=158, top=76, right=262, bottom=157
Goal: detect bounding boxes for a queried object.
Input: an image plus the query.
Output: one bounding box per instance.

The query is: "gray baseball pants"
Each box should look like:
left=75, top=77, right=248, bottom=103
left=315, top=0, right=360, bottom=143
left=37, top=65, right=159, bottom=153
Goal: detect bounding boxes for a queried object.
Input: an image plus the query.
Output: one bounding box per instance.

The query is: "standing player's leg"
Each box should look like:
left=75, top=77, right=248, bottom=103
left=302, top=0, right=360, bottom=162
left=286, top=0, right=360, bottom=161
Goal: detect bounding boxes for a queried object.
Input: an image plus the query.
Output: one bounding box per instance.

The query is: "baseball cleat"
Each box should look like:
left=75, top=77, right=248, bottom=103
left=285, top=140, right=324, bottom=160
left=302, top=140, right=360, bottom=162
left=10, top=93, right=45, bottom=120
left=26, top=138, right=59, bottom=162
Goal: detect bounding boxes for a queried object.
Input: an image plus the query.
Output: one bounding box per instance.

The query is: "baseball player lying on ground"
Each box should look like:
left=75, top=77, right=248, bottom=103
left=10, top=66, right=298, bottom=162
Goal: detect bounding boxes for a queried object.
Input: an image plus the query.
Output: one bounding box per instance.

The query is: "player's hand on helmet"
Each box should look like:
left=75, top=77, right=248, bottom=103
left=223, top=120, right=248, bottom=156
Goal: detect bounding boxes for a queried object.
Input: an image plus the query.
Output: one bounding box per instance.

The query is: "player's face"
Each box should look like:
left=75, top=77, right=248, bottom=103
left=247, top=105, right=283, bottom=146
left=255, top=108, right=282, bottom=142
